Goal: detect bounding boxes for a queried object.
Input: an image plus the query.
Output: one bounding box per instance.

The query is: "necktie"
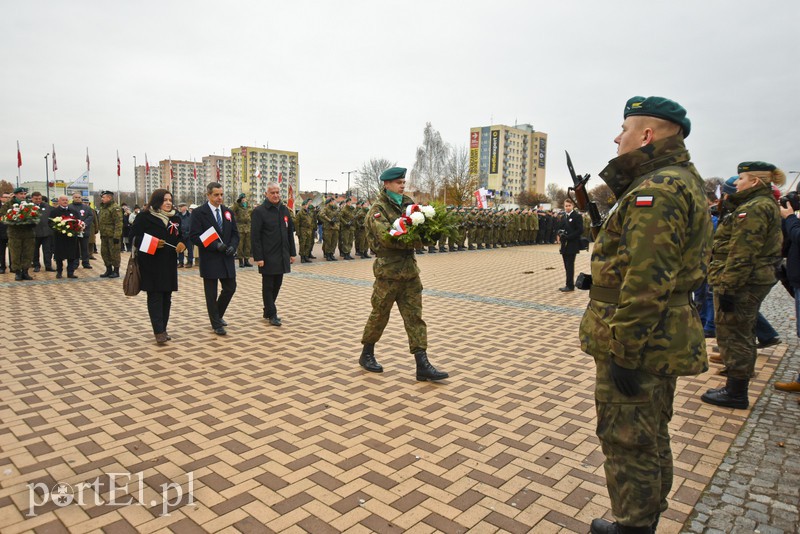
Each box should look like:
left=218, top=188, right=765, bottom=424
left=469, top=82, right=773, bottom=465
left=215, top=208, right=222, bottom=228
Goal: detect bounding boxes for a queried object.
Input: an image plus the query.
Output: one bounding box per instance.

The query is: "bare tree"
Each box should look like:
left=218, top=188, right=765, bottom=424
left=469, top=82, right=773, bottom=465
left=0, top=180, right=13, bottom=194
left=411, top=122, right=449, bottom=198
left=354, top=158, right=396, bottom=201
left=588, top=183, right=616, bottom=215
left=546, top=183, right=567, bottom=208
left=442, top=145, right=477, bottom=206
left=516, top=190, right=549, bottom=208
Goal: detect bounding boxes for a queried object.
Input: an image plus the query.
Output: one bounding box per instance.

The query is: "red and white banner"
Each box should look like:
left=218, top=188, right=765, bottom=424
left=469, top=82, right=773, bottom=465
left=16, top=141, right=21, bottom=168
left=145, top=153, right=150, bottom=175
left=139, top=233, right=159, bottom=255
left=287, top=185, right=294, bottom=209
left=200, top=226, right=220, bottom=247
left=474, top=190, right=483, bottom=208
left=116, top=150, right=121, bottom=177
left=52, top=144, right=57, bottom=171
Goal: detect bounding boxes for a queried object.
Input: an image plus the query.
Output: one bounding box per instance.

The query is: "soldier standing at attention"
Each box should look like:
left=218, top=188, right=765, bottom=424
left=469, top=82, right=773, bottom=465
left=579, top=96, right=711, bottom=534
left=359, top=167, right=448, bottom=381
left=98, top=190, right=123, bottom=278
left=338, top=197, right=356, bottom=260
left=318, top=197, right=340, bottom=261
left=296, top=199, right=316, bottom=263
left=1, top=187, right=37, bottom=280
left=701, top=162, right=784, bottom=409
left=234, top=193, right=253, bottom=268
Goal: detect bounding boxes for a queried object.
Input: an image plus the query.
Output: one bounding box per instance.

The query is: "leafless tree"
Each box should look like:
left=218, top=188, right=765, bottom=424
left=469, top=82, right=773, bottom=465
left=411, top=122, right=449, bottom=198
left=442, top=145, right=477, bottom=206
left=516, top=190, right=549, bottom=208
left=588, top=183, right=616, bottom=216
left=546, top=183, right=567, bottom=208
left=0, top=180, right=13, bottom=194
left=354, top=158, right=396, bottom=201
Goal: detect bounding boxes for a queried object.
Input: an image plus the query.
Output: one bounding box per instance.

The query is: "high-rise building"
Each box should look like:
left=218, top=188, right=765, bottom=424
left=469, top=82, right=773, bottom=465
left=158, top=160, right=207, bottom=206
left=469, top=123, right=547, bottom=199
left=202, top=155, right=233, bottom=194
left=230, top=147, right=299, bottom=208
left=134, top=165, right=161, bottom=205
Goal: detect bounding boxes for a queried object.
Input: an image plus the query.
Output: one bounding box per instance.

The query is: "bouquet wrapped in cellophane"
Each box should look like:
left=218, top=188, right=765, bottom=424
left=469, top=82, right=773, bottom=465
left=49, top=216, right=86, bottom=237
left=2, top=201, right=40, bottom=226
left=387, top=202, right=458, bottom=246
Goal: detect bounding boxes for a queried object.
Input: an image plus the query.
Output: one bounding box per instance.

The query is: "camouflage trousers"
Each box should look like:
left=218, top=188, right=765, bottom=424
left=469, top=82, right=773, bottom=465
left=323, top=228, right=339, bottom=255
left=237, top=231, right=251, bottom=259
left=354, top=228, right=367, bottom=254
left=595, top=358, right=677, bottom=528
left=339, top=228, right=354, bottom=255
left=100, top=236, right=121, bottom=268
left=361, top=276, right=427, bottom=354
left=298, top=230, right=314, bottom=257
left=715, top=283, right=774, bottom=379
left=7, top=225, right=35, bottom=271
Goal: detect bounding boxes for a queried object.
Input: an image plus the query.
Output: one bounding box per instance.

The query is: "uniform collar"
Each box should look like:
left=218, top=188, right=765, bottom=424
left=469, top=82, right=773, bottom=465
left=599, top=135, right=691, bottom=199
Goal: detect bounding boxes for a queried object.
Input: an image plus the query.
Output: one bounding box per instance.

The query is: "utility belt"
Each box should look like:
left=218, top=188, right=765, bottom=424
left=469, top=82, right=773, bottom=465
left=374, top=249, right=415, bottom=258
left=589, top=285, right=691, bottom=307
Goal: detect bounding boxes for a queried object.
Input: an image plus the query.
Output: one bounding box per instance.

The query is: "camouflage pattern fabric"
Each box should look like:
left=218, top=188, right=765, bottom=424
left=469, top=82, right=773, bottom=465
left=360, top=190, right=427, bottom=353
left=318, top=203, right=339, bottom=255
left=1, top=197, right=35, bottom=271
left=338, top=204, right=355, bottom=255
left=98, top=201, right=122, bottom=268
left=233, top=202, right=252, bottom=259
left=296, top=207, right=316, bottom=257
left=100, top=236, right=121, bottom=268
left=354, top=206, right=368, bottom=254
left=715, top=284, right=773, bottom=378
left=579, top=134, right=712, bottom=529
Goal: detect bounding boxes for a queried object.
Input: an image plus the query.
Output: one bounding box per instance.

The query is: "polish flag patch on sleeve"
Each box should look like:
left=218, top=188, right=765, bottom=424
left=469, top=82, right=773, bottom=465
left=634, top=195, right=654, bottom=207
left=738, top=212, right=747, bottom=219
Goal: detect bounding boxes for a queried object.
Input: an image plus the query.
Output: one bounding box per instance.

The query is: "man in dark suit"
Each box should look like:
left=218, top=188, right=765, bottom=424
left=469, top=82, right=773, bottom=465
left=190, top=182, right=239, bottom=335
left=558, top=197, right=584, bottom=292
left=251, top=183, right=296, bottom=327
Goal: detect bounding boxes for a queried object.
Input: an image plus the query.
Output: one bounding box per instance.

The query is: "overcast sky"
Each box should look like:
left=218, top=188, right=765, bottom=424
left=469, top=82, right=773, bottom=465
left=2, top=0, right=799, bottom=196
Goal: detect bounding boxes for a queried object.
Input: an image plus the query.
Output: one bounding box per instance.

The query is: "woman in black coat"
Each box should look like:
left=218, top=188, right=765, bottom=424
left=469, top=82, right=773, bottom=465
left=130, top=189, right=184, bottom=344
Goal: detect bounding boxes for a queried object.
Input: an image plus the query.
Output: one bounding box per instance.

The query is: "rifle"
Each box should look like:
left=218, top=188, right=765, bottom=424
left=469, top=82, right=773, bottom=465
left=565, top=151, right=602, bottom=239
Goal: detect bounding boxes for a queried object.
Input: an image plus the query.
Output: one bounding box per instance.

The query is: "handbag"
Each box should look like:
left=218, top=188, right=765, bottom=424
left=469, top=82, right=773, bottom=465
left=123, top=246, right=142, bottom=296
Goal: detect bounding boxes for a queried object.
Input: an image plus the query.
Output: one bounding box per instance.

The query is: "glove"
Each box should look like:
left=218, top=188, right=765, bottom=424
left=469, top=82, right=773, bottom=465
left=225, top=246, right=235, bottom=256
left=609, top=359, right=641, bottom=397
left=175, top=242, right=187, bottom=254
left=113, top=238, right=120, bottom=244
left=719, top=293, right=735, bottom=313
left=215, top=241, right=227, bottom=253
left=557, top=229, right=567, bottom=237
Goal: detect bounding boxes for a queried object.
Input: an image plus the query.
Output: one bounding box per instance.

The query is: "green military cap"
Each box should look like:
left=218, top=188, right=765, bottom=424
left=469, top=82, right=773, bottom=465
left=13, top=186, right=28, bottom=194
left=100, top=190, right=114, bottom=196
left=302, top=198, right=311, bottom=205
left=380, top=167, right=407, bottom=181
left=738, top=161, right=776, bottom=174
left=324, top=197, right=334, bottom=204
left=238, top=193, right=246, bottom=200
left=624, top=95, right=691, bottom=138
left=346, top=196, right=353, bottom=202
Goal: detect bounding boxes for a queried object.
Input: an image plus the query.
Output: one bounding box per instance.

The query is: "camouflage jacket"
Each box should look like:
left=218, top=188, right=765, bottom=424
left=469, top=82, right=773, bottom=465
left=708, top=183, right=781, bottom=292
left=318, top=204, right=339, bottom=230
left=579, top=135, right=712, bottom=376
left=233, top=202, right=252, bottom=231
left=366, top=190, right=420, bottom=281
left=295, top=208, right=315, bottom=235
left=98, top=201, right=123, bottom=238
left=339, top=205, right=355, bottom=228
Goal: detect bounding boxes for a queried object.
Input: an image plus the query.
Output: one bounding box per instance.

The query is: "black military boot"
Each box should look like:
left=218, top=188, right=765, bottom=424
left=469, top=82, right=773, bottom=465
left=414, top=351, right=449, bottom=381
left=108, top=266, right=120, bottom=279
left=477, top=244, right=483, bottom=250
left=363, top=251, right=371, bottom=258
left=239, top=258, right=245, bottom=268
left=21, top=269, right=33, bottom=280
left=589, top=518, right=652, bottom=534
left=99, top=265, right=112, bottom=278
left=244, top=259, right=253, bottom=267
left=428, top=246, right=437, bottom=253
left=468, top=244, right=475, bottom=250
left=300, top=256, right=308, bottom=263
left=15, top=270, right=23, bottom=281
left=329, top=253, right=338, bottom=261
left=309, top=253, right=317, bottom=259
left=439, top=246, right=447, bottom=253
left=416, top=248, right=425, bottom=254
left=701, top=377, right=749, bottom=409
left=359, top=343, right=383, bottom=373
left=343, top=253, right=354, bottom=260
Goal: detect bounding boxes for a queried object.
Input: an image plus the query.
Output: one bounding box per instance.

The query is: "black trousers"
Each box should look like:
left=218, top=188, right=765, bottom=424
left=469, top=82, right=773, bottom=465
left=203, top=277, right=236, bottom=328
left=562, top=253, right=576, bottom=289
left=34, top=236, right=53, bottom=267
left=56, top=258, right=79, bottom=274
left=146, top=291, right=173, bottom=334
left=78, top=236, right=90, bottom=264
left=0, top=238, right=7, bottom=268
left=261, top=273, right=283, bottom=318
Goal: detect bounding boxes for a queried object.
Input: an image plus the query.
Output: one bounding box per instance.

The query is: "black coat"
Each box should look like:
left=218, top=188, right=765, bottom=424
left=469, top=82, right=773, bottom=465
left=251, top=201, right=296, bottom=275
left=189, top=202, right=239, bottom=279
left=559, top=210, right=584, bottom=255
left=34, top=203, right=53, bottom=237
left=49, top=205, right=81, bottom=260
left=130, top=211, right=180, bottom=292
left=783, top=215, right=800, bottom=288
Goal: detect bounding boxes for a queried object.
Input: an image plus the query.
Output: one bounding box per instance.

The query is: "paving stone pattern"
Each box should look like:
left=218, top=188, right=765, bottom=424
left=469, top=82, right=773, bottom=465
left=0, top=243, right=795, bottom=533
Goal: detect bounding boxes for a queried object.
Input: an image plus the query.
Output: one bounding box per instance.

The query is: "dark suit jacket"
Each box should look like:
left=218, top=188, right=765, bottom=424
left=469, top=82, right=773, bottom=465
left=251, top=201, right=296, bottom=275
left=559, top=209, right=584, bottom=255
left=190, top=202, right=239, bottom=279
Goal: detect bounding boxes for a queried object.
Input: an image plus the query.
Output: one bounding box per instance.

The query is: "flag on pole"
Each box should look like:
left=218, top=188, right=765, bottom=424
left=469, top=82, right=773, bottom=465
left=52, top=144, right=57, bottom=171
left=215, top=162, right=220, bottom=180
left=16, top=141, right=21, bottom=168
left=288, top=185, right=294, bottom=209
left=278, top=172, right=282, bottom=184
left=145, top=153, right=150, bottom=175
left=193, top=161, right=197, bottom=181
left=199, top=227, right=221, bottom=247
left=86, top=148, right=90, bottom=171
left=139, top=233, right=159, bottom=255
left=116, top=151, right=121, bottom=177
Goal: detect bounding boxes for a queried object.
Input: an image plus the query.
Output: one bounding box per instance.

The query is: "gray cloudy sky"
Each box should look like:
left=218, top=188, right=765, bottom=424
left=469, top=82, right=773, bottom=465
left=3, top=0, right=799, bottom=195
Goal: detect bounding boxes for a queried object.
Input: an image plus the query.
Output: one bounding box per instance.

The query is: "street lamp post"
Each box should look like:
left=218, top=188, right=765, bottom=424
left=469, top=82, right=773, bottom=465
left=315, top=178, right=337, bottom=197
left=341, top=170, right=357, bottom=198
left=44, top=154, right=50, bottom=202
left=133, top=155, right=137, bottom=207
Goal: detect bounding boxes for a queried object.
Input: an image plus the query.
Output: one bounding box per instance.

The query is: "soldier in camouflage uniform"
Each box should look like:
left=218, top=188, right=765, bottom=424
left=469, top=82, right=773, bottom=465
left=233, top=194, right=253, bottom=267
left=359, top=167, right=448, bottom=381
left=1, top=187, right=36, bottom=280
left=318, top=197, right=340, bottom=261
left=354, top=200, right=371, bottom=258
left=296, top=199, right=316, bottom=263
left=701, top=162, right=784, bottom=410
left=338, top=197, right=356, bottom=260
left=98, top=191, right=123, bottom=278
left=579, top=97, right=711, bottom=534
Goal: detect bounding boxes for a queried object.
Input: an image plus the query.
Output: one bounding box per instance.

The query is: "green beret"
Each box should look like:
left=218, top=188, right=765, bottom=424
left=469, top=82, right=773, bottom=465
left=238, top=193, right=246, bottom=200
left=738, top=161, right=776, bottom=174
left=346, top=197, right=352, bottom=202
left=100, top=190, right=114, bottom=196
left=624, top=95, right=691, bottom=138
left=13, top=187, right=28, bottom=194
left=302, top=198, right=311, bottom=205
left=380, top=167, right=407, bottom=181
left=324, top=197, right=334, bottom=204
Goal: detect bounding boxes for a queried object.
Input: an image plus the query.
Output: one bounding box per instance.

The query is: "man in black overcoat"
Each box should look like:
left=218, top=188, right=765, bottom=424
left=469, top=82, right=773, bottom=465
left=558, top=198, right=584, bottom=292
left=251, top=183, right=296, bottom=326
left=190, top=182, right=239, bottom=335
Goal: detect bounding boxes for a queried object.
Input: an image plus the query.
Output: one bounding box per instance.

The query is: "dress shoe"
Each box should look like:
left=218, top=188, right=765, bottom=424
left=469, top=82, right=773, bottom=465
left=220, top=319, right=228, bottom=326
left=415, top=351, right=449, bottom=381
left=83, top=263, right=92, bottom=269
left=359, top=344, right=383, bottom=373
left=558, top=286, right=574, bottom=292
left=267, top=316, right=282, bottom=327
left=33, top=266, right=40, bottom=273
left=590, top=518, right=652, bottom=533
left=213, top=326, right=227, bottom=336
left=155, top=332, right=169, bottom=344
left=756, top=337, right=781, bottom=349
left=56, top=271, right=63, bottom=279
left=67, top=273, right=78, bottom=278
left=775, top=379, right=800, bottom=392
left=108, top=267, right=120, bottom=278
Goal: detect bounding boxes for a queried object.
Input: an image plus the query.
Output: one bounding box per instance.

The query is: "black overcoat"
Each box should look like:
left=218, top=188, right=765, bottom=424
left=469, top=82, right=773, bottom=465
left=251, top=201, right=296, bottom=275
left=130, top=211, right=180, bottom=292
left=49, top=205, right=81, bottom=260
left=189, top=202, right=239, bottom=280
left=559, top=210, right=585, bottom=255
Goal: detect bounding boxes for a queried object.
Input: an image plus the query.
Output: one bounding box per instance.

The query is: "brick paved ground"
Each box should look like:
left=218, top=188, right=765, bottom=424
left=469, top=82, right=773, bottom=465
left=0, top=243, right=795, bottom=533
